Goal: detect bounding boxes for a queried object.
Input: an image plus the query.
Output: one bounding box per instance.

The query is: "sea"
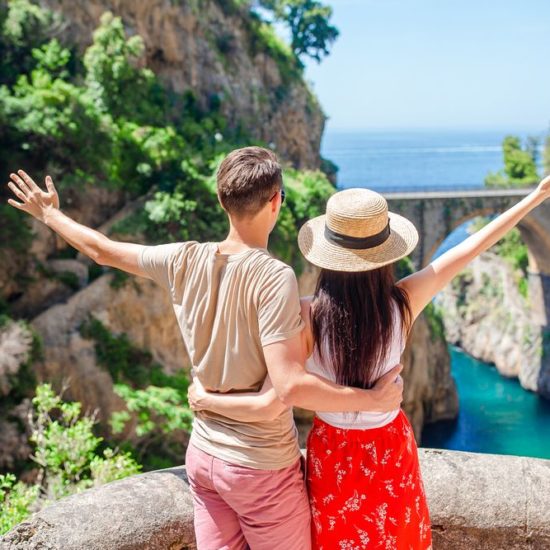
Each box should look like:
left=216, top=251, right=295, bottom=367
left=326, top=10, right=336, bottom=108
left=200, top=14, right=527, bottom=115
left=321, top=128, right=550, bottom=459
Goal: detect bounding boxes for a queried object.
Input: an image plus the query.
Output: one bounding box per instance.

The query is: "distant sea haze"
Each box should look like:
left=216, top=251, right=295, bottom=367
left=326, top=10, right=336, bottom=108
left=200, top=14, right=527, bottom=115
left=321, top=129, right=546, bottom=192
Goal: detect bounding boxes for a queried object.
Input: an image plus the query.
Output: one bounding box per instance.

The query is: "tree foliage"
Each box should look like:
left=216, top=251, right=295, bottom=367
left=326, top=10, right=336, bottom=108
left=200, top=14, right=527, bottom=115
left=0, top=3, right=238, bottom=256
left=485, top=135, right=539, bottom=188
left=255, top=0, right=339, bottom=63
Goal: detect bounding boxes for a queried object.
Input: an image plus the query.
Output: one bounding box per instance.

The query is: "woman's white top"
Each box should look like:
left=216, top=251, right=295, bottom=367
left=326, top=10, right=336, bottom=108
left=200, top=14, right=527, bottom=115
left=305, top=304, right=405, bottom=430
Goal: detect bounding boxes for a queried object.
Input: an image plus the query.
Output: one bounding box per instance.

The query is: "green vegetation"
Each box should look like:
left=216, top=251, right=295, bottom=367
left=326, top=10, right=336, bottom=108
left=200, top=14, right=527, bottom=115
left=0, top=2, right=244, bottom=261
left=253, top=0, right=339, bottom=63
left=470, top=218, right=529, bottom=299
left=0, top=0, right=335, bottom=310
left=270, top=168, right=335, bottom=271
left=395, top=256, right=414, bottom=280
left=79, top=316, right=192, bottom=468
left=79, top=316, right=190, bottom=393
left=250, top=19, right=302, bottom=84
left=485, top=135, right=539, bottom=188
left=451, top=268, right=474, bottom=311
left=0, top=0, right=337, bottom=531
left=424, top=302, right=446, bottom=342
left=0, top=384, right=141, bottom=535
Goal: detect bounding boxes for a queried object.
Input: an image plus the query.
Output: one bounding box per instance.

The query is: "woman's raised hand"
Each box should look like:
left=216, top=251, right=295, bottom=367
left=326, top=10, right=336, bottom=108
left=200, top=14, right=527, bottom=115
left=536, top=173, right=550, bottom=199
left=6, top=170, right=60, bottom=222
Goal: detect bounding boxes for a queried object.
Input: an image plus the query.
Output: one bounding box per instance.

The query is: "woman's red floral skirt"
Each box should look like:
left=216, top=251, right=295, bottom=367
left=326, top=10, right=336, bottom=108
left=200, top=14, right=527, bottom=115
left=306, top=410, right=432, bottom=550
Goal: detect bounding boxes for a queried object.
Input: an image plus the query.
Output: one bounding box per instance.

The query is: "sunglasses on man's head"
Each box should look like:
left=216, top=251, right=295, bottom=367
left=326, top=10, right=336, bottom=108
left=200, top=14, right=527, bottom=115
left=270, top=188, right=286, bottom=204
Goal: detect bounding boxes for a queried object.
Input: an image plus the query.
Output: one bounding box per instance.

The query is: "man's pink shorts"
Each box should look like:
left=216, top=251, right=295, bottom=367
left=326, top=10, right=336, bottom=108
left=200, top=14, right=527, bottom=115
left=186, top=443, right=311, bottom=550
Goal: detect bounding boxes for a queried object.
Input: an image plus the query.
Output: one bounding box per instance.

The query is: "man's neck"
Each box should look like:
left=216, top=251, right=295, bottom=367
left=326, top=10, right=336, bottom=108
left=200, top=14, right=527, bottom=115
left=218, top=226, right=269, bottom=254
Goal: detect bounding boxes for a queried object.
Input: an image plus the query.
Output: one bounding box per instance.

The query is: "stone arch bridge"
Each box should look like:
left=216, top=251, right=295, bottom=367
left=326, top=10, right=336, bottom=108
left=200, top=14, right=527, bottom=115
left=385, top=187, right=550, bottom=396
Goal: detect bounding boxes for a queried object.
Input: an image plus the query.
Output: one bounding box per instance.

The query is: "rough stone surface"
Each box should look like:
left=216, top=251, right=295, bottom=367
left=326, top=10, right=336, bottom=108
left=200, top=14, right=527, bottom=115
left=2, top=449, right=550, bottom=550
left=2, top=186, right=127, bottom=315
left=30, top=273, right=189, bottom=427
left=402, top=313, right=458, bottom=436
left=437, top=252, right=549, bottom=398
left=0, top=467, right=196, bottom=550
left=422, top=449, right=550, bottom=549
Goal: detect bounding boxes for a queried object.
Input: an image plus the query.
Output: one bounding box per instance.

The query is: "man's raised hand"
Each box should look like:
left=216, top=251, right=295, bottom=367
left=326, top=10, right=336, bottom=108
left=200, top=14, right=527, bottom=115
left=370, top=364, right=404, bottom=412
left=7, top=170, right=60, bottom=222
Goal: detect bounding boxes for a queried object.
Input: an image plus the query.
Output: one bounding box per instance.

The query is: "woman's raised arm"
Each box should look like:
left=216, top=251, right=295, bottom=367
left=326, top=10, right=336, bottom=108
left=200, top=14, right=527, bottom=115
left=397, top=175, right=550, bottom=322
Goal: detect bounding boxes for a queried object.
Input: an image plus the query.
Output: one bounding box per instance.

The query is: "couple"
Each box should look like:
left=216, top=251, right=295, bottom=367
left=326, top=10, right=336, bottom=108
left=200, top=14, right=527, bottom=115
left=6, top=146, right=550, bottom=550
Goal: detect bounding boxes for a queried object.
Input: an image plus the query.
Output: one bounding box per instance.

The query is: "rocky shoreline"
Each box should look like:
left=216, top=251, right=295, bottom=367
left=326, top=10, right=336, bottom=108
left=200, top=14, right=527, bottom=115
left=437, top=251, right=549, bottom=398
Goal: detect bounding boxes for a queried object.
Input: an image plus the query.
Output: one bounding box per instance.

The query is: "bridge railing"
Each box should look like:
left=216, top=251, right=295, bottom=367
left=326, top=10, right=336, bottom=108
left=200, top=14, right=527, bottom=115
left=343, top=184, right=536, bottom=196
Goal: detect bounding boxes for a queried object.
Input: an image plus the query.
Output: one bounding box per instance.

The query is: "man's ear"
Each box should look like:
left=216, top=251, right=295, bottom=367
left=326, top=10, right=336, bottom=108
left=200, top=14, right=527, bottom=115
left=270, top=196, right=279, bottom=214
left=217, top=193, right=227, bottom=212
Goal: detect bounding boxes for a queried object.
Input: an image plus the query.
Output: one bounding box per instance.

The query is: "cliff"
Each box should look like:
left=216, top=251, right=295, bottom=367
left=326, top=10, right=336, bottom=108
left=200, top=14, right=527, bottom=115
left=437, top=252, right=549, bottom=397
left=41, top=0, right=325, bottom=169
left=28, top=264, right=457, bottom=444
left=0, top=0, right=325, bottom=304
left=0, top=0, right=457, bottom=476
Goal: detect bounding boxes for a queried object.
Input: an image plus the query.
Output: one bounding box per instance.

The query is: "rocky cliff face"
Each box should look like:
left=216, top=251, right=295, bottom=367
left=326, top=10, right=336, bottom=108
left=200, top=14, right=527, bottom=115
left=402, top=312, right=458, bottom=435
left=42, top=0, right=325, bottom=169
left=1, top=0, right=325, bottom=309
left=1, top=0, right=457, bottom=465
left=437, top=252, right=549, bottom=397
left=27, top=262, right=457, bottom=445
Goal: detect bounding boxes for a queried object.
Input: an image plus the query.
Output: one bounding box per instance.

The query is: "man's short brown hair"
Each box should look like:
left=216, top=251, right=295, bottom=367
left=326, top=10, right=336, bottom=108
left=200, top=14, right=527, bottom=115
left=217, top=146, right=283, bottom=218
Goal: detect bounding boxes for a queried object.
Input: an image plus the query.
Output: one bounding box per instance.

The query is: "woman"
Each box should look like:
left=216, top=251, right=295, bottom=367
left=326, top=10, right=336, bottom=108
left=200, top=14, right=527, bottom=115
left=189, top=177, right=550, bottom=549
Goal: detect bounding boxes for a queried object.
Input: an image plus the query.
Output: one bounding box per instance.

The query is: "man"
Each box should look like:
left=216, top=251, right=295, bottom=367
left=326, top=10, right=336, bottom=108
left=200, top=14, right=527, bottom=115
left=7, top=146, right=403, bottom=549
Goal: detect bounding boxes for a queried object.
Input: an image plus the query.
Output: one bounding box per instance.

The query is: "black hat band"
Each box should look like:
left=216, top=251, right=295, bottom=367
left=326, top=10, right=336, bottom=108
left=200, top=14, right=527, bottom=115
left=324, top=222, right=391, bottom=250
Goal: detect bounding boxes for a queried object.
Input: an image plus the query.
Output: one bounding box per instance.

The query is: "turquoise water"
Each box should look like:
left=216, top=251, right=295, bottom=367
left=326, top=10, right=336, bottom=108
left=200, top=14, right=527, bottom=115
left=421, top=346, right=550, bottom=459
left=322, top=128, right=550, bottom=460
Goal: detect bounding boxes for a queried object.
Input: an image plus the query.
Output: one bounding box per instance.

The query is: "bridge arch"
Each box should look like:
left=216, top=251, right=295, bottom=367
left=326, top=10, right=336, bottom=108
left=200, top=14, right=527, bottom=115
left=385, top=189, right=550, bottom=397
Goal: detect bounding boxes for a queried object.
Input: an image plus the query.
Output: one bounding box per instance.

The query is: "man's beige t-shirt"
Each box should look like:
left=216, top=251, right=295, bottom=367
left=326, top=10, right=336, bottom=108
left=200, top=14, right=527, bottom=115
left=138, top=241, right=304, bottom=470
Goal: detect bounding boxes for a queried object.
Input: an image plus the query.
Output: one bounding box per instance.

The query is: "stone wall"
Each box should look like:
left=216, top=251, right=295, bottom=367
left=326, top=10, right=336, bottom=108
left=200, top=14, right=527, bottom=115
left=2, top=449, right=549, bottom=549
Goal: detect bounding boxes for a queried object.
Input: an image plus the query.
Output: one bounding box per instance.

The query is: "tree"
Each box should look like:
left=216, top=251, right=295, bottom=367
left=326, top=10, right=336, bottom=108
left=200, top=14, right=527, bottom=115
left=485, top=135, right=539, bottom=188
left=256, top=0, right=339, bottom=63
left=543, top=132, right=550, bottom=176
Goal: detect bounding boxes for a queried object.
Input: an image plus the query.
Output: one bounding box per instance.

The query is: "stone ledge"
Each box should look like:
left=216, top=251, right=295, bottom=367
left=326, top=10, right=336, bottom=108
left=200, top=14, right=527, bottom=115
left=2, top=449, right=550, bottom=550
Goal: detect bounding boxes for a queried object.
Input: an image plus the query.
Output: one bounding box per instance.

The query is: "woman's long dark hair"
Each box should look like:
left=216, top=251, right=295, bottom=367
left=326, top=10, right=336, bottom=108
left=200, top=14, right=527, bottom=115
left=311, top=265, right=412, bottom=390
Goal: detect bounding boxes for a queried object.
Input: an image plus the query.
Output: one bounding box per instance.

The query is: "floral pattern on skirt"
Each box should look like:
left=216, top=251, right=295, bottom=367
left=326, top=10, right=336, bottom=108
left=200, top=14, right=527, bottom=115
left=306, top=410, right=432, bottom=550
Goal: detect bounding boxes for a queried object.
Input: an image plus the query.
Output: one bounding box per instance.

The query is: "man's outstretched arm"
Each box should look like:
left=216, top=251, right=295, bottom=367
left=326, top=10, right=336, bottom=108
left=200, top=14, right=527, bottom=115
left=264, top=333, right=404, bottom=413
left=7, top=170, right=149, bottom=278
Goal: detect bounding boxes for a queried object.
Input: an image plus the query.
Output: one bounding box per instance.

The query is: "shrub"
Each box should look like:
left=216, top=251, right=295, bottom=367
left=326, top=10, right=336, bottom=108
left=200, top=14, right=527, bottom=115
left=0, top=384, right=141, bottom=535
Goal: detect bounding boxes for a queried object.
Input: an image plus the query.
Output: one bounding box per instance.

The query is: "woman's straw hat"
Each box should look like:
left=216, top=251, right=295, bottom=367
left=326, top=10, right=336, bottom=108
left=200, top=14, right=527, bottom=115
left=298, top=188, right=419, bottom=272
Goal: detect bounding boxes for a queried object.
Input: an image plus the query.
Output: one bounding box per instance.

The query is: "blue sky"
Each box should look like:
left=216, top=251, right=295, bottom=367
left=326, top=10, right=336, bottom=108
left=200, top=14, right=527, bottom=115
left=303, top=0, right=550, bottom=131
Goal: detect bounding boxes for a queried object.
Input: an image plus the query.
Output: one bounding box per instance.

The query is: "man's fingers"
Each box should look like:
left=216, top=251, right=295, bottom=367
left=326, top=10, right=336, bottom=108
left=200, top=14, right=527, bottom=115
left=376, top=364, right=404, bottom=387
left=45, top=175, right=56, bottom=194
left=18, top=170, right=41, bottom=193
left=7, top=198, right=25, bottom=210
left=10, top=173, right=31, bottom=196
left=7, top=182, right=27, bottom=202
